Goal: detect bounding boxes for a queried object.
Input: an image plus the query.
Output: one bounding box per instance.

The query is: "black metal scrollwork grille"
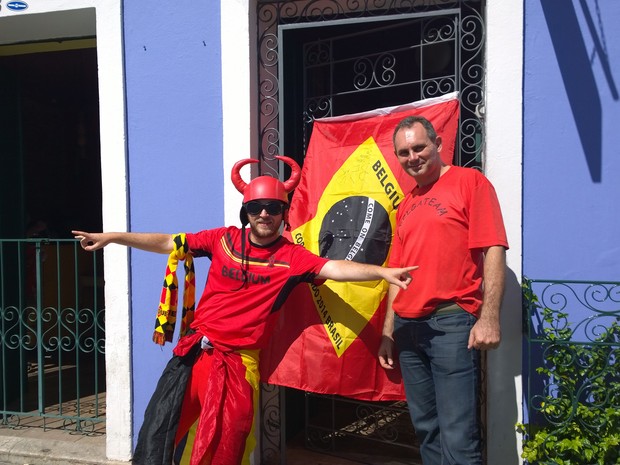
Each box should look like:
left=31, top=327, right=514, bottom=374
left=257, top=0, right=485, bottom=177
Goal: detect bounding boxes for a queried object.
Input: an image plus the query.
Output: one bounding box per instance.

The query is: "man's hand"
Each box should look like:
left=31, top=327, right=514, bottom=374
left=468, top=317, right=501, bottom=350
left=381, top=266, right=417, bottom=290
left=72, top=230, right=110, bottom=251
left=378, top=335, right=396, bottom=369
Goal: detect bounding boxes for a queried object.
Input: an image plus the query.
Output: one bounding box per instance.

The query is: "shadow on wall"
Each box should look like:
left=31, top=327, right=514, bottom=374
left=540, top=0, right=619, bottom=183
left=486, top=266, right=521, bottom=465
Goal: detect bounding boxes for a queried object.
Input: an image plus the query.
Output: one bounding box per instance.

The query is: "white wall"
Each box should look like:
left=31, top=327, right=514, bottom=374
left=221, top=0, right=254, bottom=226
left=485, top=2, right=524, bottom=464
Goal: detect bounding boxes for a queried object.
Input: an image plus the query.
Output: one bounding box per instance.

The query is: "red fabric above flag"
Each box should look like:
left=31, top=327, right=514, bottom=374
left=260, top=93, right=461, bottom=401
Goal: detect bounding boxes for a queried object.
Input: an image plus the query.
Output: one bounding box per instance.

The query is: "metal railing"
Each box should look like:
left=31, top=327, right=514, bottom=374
left=522, top=278, right=620, bottom=465
left=0, top=239, right=105, bottom=434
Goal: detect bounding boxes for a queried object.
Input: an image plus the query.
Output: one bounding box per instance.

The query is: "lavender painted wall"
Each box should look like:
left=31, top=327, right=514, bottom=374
left=524, top=0, right=620, bottom=282
left=122, top=2, right=223, bottom=442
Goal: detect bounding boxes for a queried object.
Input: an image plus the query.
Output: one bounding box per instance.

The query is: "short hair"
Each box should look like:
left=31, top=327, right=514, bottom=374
left=392, top=116, right=438, bottom=148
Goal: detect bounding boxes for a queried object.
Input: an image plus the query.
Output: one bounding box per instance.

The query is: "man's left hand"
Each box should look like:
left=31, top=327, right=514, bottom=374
left=468, top=318, right=501, bottom=350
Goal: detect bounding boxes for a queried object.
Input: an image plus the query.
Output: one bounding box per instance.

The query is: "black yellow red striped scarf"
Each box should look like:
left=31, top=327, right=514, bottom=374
left=153, top=233, right=196, bottom=345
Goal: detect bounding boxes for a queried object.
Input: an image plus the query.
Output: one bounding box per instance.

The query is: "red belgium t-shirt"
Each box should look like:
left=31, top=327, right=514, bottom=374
left=186, top=227, right=328, bottom=350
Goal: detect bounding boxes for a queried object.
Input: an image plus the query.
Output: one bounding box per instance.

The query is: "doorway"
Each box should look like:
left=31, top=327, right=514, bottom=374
left=256, top=1, right=486, bottom=464
left=0, top=39, right=105, bottom=432
left=0, top=44, right=102, bottom=237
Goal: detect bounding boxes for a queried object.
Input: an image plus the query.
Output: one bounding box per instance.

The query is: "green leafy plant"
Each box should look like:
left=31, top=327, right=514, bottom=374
left=517, top=278, right=620, bottom=465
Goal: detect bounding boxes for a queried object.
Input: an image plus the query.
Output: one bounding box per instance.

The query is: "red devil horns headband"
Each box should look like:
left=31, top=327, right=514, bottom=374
left=231, top=156, right=302, bottom=203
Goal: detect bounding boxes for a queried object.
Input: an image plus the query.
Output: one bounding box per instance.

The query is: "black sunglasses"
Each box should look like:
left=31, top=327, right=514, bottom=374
left=245, top=201, right=285, bottom=216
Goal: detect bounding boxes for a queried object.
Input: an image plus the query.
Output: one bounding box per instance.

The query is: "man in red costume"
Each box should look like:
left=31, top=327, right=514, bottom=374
left=73, top=156, right=416, bottom=465
left=378, top=117, right=508, bottom=465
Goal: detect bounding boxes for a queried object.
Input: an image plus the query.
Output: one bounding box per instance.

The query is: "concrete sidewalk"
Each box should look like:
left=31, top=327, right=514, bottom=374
left=0, top=430, right=129, bottom=465
left=0, top=427, right=415, bottom=465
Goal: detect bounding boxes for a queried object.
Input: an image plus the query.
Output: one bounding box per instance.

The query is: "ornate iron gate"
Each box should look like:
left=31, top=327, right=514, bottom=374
left=256, top=1, right=486, bottom=463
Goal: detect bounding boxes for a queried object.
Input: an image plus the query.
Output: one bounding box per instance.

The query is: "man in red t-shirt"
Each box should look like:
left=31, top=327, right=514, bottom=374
left=378, top=116, right=508, bottom=465
left=74, top=156, right=416, bottom=465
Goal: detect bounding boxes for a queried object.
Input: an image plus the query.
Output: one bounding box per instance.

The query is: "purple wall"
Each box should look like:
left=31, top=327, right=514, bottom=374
left=524, top=0, right=620, bottom=282
left=122, top=2, right=223, bottom=442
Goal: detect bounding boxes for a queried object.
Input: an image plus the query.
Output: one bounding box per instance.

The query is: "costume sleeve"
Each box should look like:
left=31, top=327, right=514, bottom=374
left=186, top=227, right=228, bottom=258
left=290, top=245, right=329, bottom=281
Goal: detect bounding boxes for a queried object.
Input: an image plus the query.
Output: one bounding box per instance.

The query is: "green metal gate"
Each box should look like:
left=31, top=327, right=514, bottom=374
left=522, top=278, right=620, bottom=465
left=0, top=238, right=105, bottom=434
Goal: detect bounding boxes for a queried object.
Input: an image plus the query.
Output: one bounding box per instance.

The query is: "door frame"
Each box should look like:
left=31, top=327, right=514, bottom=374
left=0, top=3, right=130, bottom=461
left=220, top=1, right=523, bottom=464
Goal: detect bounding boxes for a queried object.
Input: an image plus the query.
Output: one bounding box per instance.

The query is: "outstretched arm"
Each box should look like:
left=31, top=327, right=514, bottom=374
left=317, top=260, right=416, bottom=290
left=72, top=230, right=174, bottom=254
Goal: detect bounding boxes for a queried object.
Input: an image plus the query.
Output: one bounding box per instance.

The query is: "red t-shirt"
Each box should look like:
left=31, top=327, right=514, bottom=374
left=186, top=226, right=328, bottom=350
left=388, top=166, right=508, bottom=318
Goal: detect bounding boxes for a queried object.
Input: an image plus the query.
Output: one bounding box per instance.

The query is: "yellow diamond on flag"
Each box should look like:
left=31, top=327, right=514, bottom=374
left=291, top=137, right=405, bottom=357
